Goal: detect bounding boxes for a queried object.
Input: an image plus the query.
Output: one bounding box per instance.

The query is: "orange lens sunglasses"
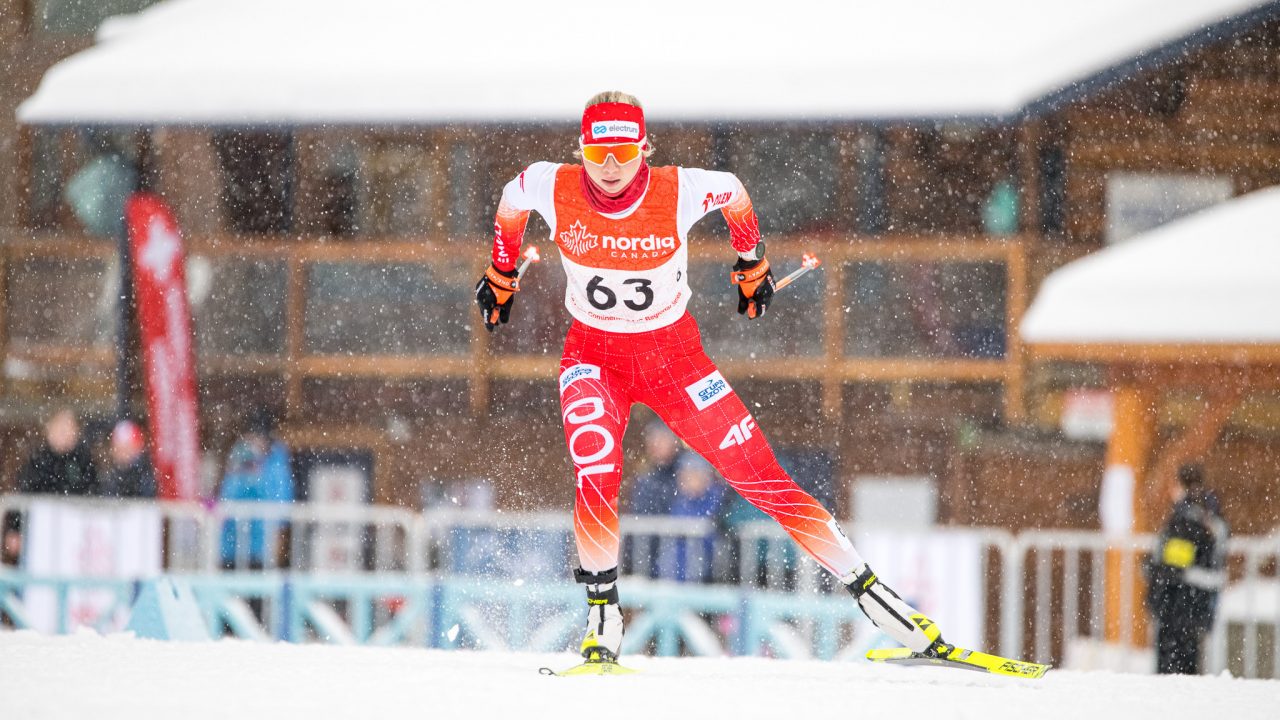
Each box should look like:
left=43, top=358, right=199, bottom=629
left=580, top=143, right=644, bottom=166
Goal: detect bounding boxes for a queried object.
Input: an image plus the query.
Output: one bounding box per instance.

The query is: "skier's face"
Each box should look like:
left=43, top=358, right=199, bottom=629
left=582, top=146, right=643, bottom=196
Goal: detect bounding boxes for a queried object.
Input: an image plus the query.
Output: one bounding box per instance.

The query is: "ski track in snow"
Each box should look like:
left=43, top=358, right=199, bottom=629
left=1, top=630, right=1275, bottom=720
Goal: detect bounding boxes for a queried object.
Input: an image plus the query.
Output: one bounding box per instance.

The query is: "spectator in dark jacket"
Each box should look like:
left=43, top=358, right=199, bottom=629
left=3, top=408, right=100, bottom=563
left=1145, top=463, right=1229, bottom=675
left=102, top=419, right=157, bottom=499
left=17, top=408, right=99, bottom=496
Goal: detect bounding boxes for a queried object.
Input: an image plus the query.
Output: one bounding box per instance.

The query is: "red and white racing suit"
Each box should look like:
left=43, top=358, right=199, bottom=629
left=491, top=162, right=867, bottom=577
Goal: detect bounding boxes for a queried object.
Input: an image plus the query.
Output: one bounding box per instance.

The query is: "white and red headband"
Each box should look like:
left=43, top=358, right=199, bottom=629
left=581, top=102, right=647, bottom=147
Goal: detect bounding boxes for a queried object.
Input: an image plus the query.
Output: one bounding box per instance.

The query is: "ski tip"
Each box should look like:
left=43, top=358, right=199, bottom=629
left=866, top=645, right=1051, bottom=680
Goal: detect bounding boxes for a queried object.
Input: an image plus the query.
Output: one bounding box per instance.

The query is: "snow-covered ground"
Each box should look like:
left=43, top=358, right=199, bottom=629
left=1, top=631, right=1275, bottom=720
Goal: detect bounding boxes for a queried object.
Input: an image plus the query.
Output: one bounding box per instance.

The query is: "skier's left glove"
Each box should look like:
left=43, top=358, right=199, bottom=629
left=730, top=256, right=774, bottom=319
left=475, top=264, right=519, bottom=331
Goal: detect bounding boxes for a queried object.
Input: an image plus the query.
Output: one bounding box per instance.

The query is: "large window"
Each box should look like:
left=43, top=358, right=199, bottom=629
left=723, top=129, right=843, bottom=235
left=6, top=256, right=114, bottom=347
left=304, top=260, right=472, bottom=355
left=214, top=131, right=295, bottom=235
left=686, top=258, right=825, bottom=360
left=22, top=128, right=146, bottom=234
left=844, top=260, right=1006, bottom=358
left=190, top=258, right=288, bottom=356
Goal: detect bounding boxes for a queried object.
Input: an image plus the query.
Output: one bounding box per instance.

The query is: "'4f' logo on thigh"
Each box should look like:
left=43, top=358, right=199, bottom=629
left=719, top=415, right=756, bottom=449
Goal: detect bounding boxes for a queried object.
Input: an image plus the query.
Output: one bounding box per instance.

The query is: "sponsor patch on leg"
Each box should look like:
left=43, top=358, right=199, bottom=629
left=560, top=364, right=601, bottom=395
left=685, top=371, right=732, bottom=411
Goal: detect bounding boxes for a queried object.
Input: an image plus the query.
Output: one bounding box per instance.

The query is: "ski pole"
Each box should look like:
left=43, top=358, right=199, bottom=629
left=773, top=252, right=822, bottom=292
left=515, top=245, right=541, bottom=282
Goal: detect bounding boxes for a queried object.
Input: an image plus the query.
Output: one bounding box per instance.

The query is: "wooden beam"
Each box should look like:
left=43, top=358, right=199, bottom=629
left=5, top=344, right=114, bottom=367
left=293, top=355, right=476, bottom=378
left=1069, top=140, right=1280, bottom=171
left=1028, top=342, right=1280, bottom=364
left=1140, top=385, right=1245, bottom=532
left=1138, top=363, right=1280, bottom=390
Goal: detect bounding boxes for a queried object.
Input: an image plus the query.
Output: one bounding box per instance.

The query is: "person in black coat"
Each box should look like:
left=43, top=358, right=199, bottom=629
left=1145, top=464, right=1230, bottom=675
left=3, top=408, right=100, bottom=563
left=16, top=408, right=100, bottom=496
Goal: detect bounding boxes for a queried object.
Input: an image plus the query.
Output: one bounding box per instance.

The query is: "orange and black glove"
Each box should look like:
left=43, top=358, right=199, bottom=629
left=475, top=264, right=519, bottom=331
left=730, top=256, right=774, bottom=319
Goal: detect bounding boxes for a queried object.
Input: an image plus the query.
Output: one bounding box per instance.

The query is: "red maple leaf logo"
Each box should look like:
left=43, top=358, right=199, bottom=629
left=559, top=220, right=598, bottom=256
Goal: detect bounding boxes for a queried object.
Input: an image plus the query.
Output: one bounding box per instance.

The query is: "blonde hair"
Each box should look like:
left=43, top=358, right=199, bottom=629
left=584, top=90, right=644, bottom=109
left=577, top=90, right=656, bottom=158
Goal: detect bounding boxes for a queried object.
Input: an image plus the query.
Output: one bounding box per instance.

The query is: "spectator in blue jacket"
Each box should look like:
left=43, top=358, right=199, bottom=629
left=659, top=453, right=727, bottom=582
left=219, top=407, right=293, bottom=570
left=628, top=420, right=682, bottom=515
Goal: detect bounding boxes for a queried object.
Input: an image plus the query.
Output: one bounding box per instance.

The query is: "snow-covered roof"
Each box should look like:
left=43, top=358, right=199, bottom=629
left=1021, top=185, right=1280, bottom=346
left=16, top=0, right=1278, bottom=125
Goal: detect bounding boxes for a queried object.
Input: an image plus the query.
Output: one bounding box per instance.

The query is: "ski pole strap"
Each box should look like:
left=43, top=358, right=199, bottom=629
left=485, top=265, right=520, bottom=298
left=729, top=256, right=770, bottom=287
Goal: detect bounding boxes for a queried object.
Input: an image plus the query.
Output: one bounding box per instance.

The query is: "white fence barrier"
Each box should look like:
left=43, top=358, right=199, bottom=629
left=3, top=494, right=1278, bottom=675
left=1003, top=530, right=1280, bottom=678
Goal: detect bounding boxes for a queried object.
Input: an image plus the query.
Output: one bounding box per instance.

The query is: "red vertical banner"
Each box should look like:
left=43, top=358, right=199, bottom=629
left=126, top=193, right=201, bottom=500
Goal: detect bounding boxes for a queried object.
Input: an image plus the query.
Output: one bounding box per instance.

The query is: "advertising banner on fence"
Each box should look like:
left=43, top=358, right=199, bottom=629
left=126, top=193, right=201, bottom=500
left=854, top=530, right=986, bottom=649
left=24, top=500, right=162, bottom=633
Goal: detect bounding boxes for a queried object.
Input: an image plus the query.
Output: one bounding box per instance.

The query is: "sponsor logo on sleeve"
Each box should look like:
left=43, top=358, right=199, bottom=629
left=560, top=363, right=601, bottom=394
left=591, top=121, right=641, bottom=140
left=685, top=371, right=732, bottom=411
left=702, top=191, right=733, bottom=213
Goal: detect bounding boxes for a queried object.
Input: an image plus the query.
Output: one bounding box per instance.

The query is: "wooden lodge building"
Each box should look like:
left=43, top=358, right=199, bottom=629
left=1, top=1, right=1278, bottom=535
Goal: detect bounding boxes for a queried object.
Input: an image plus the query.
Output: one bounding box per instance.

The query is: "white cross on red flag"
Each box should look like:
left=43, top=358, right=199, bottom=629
left=125, top=193, right=201, bottom=500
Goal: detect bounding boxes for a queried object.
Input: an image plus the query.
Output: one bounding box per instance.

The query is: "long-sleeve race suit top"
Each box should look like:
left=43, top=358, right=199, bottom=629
left=490, top=162, right=762, bottom=334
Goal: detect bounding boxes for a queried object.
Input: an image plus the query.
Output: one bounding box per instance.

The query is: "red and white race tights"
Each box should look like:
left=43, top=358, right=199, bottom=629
left=560, top=312, right=866, bottom=578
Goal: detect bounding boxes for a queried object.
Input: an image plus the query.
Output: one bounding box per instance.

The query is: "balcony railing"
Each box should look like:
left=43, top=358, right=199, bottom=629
left=0, top=233, right=1028, bottom=420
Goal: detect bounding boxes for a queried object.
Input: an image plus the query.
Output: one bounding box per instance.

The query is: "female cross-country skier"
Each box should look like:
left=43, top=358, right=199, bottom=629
left=475, top=91, right=949, bottom=666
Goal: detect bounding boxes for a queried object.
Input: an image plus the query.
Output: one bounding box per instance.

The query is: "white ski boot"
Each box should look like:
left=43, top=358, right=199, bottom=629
left=845, top=564, right=950, bottom=657
left=575, top=566, right=624, bottom=662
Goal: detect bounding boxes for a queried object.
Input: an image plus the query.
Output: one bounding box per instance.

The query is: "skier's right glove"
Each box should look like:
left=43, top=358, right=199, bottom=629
left=730, top=256, right=774, bottom=319
left=475, top=264, right=519, bottom=331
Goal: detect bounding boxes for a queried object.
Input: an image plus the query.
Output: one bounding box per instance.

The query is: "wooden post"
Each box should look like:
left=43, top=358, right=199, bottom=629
left=821, top=257, right=846, bottom=432
left=1102, top=382, right=1157, bottom=646
left=1003, top=239, right=1027, bottom=423
left=284, top=255, right=306, bottom=420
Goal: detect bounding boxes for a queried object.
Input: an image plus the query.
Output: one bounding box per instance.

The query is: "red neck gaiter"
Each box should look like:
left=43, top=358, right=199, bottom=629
left=580, top=162, right=650, bottom=215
